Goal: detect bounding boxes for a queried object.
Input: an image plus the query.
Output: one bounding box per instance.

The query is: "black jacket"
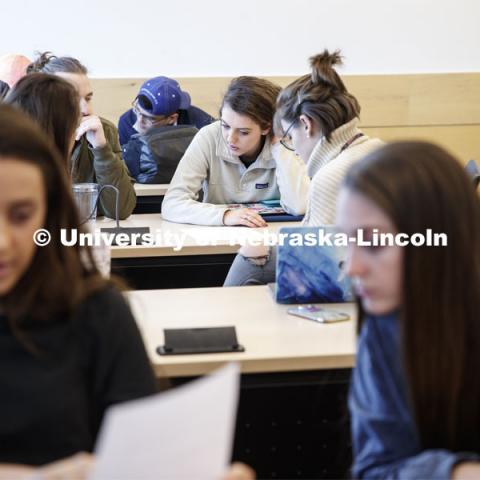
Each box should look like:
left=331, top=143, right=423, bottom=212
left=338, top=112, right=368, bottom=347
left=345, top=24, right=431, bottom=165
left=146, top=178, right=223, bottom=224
left=123, top=124, right=198, bottom=184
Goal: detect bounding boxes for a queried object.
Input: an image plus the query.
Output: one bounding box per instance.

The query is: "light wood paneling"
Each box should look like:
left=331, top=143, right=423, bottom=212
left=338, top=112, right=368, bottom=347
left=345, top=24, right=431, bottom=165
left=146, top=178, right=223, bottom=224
left=90, top=73, right=480, bottom=163
left=361, top=125, right=480, bottom=164
left=344, top=73, right=480, bottom=126
left=91, top=73, right=480, bottom=125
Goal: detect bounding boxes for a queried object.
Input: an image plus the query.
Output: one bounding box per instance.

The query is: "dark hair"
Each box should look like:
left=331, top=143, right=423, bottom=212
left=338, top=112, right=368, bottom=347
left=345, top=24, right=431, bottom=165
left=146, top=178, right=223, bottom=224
left=137, top=95, right=154, bottom=113
left=5, top=73, right=79, bottom=162
left=275, top=50, right=360, bottom=141
left=220, top=76, right=281, bottom=137
left=0, top=80, right=9, bottom=100
left=27, top=51, right=88, bottom=75
left=0, top=104, right=109, bottom=347
left=344, top=141, right=480, bottom=452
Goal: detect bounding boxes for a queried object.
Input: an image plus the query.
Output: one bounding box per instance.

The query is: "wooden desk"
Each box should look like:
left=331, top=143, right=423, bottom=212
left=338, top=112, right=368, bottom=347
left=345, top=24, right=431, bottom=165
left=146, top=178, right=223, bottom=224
left=128, top=285, right=356, bottom=377
left=97, top=214, right=299, bottom=258
left=133, top=183, right=169, bottom=214
left=128, top=285, right=356, bottom=478
left=95, top=214, right=300, bottom=289
left=134, top=183, right=169, bottom=196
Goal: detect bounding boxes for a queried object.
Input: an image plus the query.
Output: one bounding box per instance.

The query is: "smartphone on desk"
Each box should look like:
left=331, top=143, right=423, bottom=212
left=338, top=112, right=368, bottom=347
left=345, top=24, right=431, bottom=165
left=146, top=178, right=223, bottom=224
left=287, top=305, right=350, bottom=323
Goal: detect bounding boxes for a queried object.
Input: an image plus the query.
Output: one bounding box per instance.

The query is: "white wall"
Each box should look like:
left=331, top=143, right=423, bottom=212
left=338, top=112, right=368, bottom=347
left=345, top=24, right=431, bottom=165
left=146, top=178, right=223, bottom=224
left=2, top=0, right=479, bottom=77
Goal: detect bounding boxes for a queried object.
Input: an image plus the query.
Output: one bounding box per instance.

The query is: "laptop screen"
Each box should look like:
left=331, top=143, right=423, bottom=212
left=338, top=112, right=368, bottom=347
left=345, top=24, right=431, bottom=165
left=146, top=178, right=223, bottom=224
left=274, top=226, right=353, bottom=304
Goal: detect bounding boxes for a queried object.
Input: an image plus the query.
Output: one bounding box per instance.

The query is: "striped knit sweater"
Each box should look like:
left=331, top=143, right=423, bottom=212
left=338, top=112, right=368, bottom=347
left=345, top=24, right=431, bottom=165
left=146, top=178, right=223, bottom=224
left=303, top=118, right=383, bottom=226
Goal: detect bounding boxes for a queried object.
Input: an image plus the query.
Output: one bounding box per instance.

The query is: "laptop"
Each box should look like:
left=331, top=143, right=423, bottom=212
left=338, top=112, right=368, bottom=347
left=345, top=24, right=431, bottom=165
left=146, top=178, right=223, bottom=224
left=272, top=226, right=353, bottom=304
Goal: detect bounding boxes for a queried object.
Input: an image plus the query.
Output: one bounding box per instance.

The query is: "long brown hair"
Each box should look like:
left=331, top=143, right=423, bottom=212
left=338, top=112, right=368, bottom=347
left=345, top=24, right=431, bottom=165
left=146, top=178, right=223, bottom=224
left=221, top=76, right=281, bottom=138
left=5, top=73, right=79, bottom=163
left=275, top=50, right=360, bottom=141
left=0, top=104, right=109, bottom=338
left=344, top=141, right=480, bottom=451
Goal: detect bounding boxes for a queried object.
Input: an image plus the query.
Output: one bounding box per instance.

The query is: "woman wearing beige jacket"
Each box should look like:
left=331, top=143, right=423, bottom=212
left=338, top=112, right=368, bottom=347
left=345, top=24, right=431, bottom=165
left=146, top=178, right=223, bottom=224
left=162, top=76, right=309, bottom=227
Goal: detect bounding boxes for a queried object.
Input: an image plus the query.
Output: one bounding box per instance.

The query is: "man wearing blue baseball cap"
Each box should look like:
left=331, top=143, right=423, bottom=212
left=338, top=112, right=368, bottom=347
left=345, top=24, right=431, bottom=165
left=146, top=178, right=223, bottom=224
left=118, top=76, right=214, bottom=145
left=122, top=77, right=202, bottom=184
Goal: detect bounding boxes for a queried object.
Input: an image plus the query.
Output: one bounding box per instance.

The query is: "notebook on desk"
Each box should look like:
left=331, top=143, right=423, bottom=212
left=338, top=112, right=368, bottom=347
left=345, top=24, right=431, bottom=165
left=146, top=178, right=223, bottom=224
left=272, top=226, right=353, bottom=304
left=227, top=201, right=304, bottom=222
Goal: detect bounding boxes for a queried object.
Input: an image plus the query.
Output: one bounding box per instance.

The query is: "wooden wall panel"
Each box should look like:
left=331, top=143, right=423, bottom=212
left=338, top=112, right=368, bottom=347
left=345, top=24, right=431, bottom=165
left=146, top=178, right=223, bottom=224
left=90, top=73, right=480, bottom=163
left=361, top=125, right=480, bottom=164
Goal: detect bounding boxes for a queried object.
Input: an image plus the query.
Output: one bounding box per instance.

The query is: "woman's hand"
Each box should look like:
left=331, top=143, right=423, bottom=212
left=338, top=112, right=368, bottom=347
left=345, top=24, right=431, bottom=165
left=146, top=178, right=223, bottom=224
left=451, top=462, right=480, bottom=479
left=223, top=208, right=267, bottom=228
left=0, top=464, right=34, bottom=480
left=30, top=452, right=94, bottom=480
left=223, top=462, right=256, bottom=480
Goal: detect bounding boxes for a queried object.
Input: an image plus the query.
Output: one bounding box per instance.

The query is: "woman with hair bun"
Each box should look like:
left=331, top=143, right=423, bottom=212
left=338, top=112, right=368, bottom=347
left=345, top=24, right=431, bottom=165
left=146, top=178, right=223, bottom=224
left=224, top=50, right=382, bottom=286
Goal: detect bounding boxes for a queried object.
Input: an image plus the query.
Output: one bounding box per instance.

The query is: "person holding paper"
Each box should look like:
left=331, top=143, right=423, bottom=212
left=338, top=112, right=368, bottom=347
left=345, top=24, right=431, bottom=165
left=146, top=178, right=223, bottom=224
left=0, top=104, right=156, bottom=477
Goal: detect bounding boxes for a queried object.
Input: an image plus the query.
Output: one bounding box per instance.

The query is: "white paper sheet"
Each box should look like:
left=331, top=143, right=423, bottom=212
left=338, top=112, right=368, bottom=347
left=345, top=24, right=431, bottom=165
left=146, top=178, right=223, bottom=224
left=90, top=363, right=240, bottom=480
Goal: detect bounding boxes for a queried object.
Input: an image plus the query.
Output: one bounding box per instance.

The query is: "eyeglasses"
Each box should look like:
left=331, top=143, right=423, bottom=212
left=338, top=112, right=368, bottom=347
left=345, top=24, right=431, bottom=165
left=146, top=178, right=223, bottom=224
left=132, top=101, right=166, bottom=126
left=279, top=119, right=296, bottom=151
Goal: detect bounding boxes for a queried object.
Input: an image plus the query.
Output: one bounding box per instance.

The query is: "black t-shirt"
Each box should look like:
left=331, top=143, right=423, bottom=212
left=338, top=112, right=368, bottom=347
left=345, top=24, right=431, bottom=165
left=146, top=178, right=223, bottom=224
left=0, top=287, right=157, bottom=466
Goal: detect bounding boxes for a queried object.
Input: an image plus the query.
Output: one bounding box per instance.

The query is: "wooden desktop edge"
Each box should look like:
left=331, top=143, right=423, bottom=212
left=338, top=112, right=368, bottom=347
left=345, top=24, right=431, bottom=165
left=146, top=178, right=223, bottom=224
left=150, top=353, right=356, bottom=378
left=111, top=244, right=240, bottom=258
left=133, top=184, right=169, bottom=196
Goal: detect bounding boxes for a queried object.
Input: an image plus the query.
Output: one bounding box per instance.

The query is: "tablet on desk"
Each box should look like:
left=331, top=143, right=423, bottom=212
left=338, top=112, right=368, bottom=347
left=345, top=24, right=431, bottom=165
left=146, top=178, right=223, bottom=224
left=157, top=326, right=245, bottom=355
left=227, top=202, right=304, bottom=222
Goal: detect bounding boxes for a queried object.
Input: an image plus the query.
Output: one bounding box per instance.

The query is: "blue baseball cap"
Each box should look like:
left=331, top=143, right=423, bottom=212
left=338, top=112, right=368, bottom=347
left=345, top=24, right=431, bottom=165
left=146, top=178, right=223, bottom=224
left=136, top=76, right=191, bottom=116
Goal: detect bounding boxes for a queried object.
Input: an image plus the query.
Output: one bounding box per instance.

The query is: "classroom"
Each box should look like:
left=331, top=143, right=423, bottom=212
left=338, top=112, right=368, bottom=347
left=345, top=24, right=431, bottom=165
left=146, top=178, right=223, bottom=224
left=0, top=0, right=479, bottom=478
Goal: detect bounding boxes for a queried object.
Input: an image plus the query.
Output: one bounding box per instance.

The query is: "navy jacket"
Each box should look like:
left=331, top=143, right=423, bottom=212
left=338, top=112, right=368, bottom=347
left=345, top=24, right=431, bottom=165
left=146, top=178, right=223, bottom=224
left=122, top=124, right=198, bottom=184
left=118, top=106, right=214, bottom=146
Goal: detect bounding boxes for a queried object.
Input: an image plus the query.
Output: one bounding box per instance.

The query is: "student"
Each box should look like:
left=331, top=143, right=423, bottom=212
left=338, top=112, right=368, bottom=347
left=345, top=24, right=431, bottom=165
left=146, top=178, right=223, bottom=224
left=337, top=142, right=480, bottom=479
left=0, top=104, right=156, bottom=478
left=118, top=75, right=214, bottom=145
left=6, top=73, right=80, bottom=162
left=122, top=77, right=199, bottom=184
left=6, top=74, right=113, bottom=275
left=161, top=76, right=309, bottom=226
left=224, top=51, right=382, bottom=285
left=27, top=52, right=136, bottom=220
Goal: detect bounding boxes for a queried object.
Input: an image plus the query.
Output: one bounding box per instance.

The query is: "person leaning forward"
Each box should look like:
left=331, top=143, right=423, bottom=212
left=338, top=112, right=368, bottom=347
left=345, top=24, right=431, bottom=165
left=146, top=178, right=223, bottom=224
left=28, top=52, right=136, bottom=219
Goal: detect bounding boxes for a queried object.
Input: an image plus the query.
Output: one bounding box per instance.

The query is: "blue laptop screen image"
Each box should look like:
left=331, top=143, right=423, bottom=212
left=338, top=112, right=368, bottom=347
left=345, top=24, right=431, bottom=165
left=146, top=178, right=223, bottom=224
left=275, top=226, right=353, bottom=304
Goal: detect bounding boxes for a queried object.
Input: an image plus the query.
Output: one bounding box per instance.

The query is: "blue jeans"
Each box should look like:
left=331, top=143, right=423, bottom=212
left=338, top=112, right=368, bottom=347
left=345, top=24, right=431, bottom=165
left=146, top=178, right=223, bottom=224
left=224, top=248, right=277, bottom=286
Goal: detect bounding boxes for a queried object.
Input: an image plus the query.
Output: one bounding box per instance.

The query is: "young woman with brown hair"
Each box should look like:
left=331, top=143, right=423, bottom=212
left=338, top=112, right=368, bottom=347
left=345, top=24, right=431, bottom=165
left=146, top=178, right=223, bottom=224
left=5, top=73, right=80, bottom=162
left=224, top=50, right=382, bottom=286
left=0, top=104, right=156, bottom=477
left=162, top=76, right=309, bottom=226
left=337, top=141, right=480, bottom=478
left=27, top=52, right=136, bottom=219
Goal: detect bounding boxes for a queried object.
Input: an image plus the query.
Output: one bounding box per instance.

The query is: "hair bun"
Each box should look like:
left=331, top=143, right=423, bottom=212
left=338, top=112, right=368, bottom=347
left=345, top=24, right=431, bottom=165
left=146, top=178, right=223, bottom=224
left=309, top=50, right=345, bottom=90
left=26, top=52, right=55, bottom=74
